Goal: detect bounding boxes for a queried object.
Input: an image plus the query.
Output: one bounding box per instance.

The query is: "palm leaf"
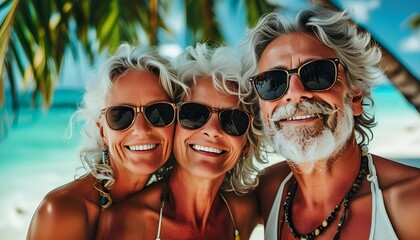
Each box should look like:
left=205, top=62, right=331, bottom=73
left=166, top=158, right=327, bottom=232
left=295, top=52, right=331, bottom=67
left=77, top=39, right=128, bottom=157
left=185, top=0, right=223, bottom=45
left=0, top=0, right=20, bottom=107
left=245, top=0, right=276, bottom=26
left=88, top=0, right=171, bottom=53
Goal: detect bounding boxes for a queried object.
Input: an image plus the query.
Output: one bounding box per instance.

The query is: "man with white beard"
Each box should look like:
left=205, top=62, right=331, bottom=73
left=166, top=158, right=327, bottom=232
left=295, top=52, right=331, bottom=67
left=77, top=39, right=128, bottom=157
left=241, top=6, right=420, bottom=240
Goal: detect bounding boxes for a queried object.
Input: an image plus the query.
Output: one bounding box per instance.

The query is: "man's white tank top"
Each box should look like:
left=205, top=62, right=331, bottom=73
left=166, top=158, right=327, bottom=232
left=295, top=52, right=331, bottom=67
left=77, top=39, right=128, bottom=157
left=264, top=153, right=398, bottom=240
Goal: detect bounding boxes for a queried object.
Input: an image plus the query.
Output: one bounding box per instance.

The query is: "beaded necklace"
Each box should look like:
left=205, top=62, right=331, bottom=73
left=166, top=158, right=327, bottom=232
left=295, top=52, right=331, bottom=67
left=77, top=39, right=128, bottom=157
left=281, top=155, right=368, bottom=239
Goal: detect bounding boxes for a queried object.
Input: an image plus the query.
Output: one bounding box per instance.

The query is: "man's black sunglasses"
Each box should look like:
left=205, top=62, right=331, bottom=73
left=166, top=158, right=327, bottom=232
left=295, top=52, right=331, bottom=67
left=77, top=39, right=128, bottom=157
left=250, top=58, right=342, bottom=101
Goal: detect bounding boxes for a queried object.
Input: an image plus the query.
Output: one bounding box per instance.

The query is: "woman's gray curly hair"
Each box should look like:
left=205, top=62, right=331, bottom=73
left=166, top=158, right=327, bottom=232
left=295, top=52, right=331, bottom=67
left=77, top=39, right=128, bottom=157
left=72, top=43, right=187, bottom=188
left=241, top=6, right=383, bottom=145
left=175, top=43, right=267, bottom=194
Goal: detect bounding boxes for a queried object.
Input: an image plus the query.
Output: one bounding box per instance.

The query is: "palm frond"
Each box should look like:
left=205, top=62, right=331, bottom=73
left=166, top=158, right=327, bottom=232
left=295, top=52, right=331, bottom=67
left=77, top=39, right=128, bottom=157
left=245, top=0, right=276, bottom=27
left=0, top=0, right=20, bottom=107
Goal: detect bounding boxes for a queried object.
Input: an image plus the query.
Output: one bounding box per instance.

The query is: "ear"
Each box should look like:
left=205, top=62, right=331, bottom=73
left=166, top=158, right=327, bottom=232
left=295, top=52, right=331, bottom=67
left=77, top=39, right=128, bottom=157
left=242, top=144, right=250, bottom=155
left=96, top=120, right=107, bottom=141
left=351, top=88, right=364, bottom=116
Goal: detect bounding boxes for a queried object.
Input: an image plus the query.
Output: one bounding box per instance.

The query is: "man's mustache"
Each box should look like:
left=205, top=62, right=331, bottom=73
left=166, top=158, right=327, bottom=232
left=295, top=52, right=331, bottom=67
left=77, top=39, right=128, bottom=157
left=269, top=101, right=338, bottom=123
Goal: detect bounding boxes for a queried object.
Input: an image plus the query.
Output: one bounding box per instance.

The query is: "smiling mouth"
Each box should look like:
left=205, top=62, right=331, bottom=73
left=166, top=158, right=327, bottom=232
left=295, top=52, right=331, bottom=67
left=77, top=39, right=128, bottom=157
left=126, top=144, right=157, bottom=151
left=285, top=113, right=319, bottom=121
left=190, top=144, right=225, bottom=154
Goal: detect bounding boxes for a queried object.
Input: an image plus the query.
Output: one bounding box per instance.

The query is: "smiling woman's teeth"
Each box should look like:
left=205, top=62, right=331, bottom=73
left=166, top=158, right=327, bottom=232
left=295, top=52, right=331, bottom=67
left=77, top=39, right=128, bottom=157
left=128, top=144, right=156, bottom=151
left=192, top=145, right=223, bottom=154
left=287, top=114, right=318, bottom=121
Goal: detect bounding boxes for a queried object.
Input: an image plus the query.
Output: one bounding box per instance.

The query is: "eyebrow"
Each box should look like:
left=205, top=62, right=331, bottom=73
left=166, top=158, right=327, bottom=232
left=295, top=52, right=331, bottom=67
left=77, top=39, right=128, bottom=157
left=262, top=58, right=322, bottom=71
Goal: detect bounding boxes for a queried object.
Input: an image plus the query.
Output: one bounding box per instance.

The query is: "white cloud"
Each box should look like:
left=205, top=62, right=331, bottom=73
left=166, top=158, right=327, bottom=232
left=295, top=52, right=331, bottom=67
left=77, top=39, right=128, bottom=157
left=342, top=0, right=380, bottom=23
left=400, top=35, right=420, bottom=52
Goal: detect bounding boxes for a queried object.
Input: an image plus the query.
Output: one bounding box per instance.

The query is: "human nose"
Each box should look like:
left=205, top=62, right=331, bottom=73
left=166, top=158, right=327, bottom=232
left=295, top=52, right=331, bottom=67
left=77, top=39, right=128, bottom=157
left=131, top=110, right=152, bottom=135
left=282, top=74, right=313, bottom=103
left=200, top=114, right=222, bottom=138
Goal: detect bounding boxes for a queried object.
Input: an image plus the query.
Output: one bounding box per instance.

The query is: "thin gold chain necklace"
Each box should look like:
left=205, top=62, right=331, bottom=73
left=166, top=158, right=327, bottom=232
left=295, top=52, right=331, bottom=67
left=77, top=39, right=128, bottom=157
left=156, top=184, right=240, bottom=240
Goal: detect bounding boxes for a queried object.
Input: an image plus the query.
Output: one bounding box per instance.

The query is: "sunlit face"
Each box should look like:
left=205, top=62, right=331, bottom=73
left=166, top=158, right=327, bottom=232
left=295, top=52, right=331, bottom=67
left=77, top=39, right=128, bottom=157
left=173, top=77, right=247, bottom=179
left=98, top=70, right=175, bottom=177
left=257, top=32, right=363, bottom=164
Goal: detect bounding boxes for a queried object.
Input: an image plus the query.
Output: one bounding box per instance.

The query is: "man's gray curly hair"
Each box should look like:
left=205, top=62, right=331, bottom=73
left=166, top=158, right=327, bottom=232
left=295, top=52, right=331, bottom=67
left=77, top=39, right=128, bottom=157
left=241, top=6, right=383, bottom=145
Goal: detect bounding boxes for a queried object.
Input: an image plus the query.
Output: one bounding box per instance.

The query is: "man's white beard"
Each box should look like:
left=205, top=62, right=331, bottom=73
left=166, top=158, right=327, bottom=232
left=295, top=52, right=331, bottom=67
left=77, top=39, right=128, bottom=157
left=263, top=100, right=354, bottom=166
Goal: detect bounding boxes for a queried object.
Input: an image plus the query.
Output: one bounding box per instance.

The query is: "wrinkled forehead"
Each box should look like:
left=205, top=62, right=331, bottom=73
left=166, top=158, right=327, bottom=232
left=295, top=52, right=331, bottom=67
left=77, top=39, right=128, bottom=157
left=183, top=76, right=240, bottom=108
left=259, top=32, right=336, bottom=71
left=184, top=75, right=239, bottom=97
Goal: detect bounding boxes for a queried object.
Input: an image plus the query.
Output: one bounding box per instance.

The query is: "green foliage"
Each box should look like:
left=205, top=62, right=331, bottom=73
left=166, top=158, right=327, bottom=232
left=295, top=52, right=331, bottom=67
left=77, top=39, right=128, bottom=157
left=245, top=0, right=276, bottom=27
left=0, top=0, right=169, bottom=112
left=0, top=0, right=278, bottom=112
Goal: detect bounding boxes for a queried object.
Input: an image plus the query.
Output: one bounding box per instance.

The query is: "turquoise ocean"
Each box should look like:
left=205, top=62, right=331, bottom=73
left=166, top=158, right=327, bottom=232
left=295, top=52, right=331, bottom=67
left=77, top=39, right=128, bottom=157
left=0, top=85, right=419, bottom=239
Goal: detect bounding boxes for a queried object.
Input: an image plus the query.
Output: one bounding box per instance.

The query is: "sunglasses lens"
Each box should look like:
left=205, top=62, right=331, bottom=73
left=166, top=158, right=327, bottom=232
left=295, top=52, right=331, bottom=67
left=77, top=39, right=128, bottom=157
left=144, top=103, right=175, bottom=127
left=106, top=106, right=135, bottom=130
left=178, top=103, right=210, bottom=129
left=253, top=59, right=338, bottom=101
left=253, top=70, right=288, bottom=100
left=220, top=110, right=250, bottom=136
left=301, top=60, right=336, bottom=90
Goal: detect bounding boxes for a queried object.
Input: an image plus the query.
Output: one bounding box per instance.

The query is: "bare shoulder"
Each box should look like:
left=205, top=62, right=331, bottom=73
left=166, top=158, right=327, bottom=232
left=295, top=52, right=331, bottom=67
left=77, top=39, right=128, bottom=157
left=258, top=160, right=291, bottom=192
left=96, top=181, right=164, bottom=240
left=373, top=155, right=420, bottom=190
left=373, top=155, right=420, bottom=238
left=27, top=175, right=99, bottom=240
left=257, top=161, right=291, bottom=201
left=125, top=180, right=163, bottom=211
left=109, top=180, right=163, bottom=218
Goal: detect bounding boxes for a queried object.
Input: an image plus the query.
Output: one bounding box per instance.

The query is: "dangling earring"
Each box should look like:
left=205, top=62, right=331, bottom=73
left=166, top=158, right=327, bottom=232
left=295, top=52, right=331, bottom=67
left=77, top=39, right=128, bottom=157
left=93, top=147, right=112, bottom=208
left=102, top=147, right=109, bottom=165
left=94, top=181, right=112, bottom=208
left=240, top=153, right=246, bottom=162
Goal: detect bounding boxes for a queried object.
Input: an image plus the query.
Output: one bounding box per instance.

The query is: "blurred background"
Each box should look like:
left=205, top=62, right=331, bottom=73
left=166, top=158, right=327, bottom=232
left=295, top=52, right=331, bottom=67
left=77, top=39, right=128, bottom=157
left=0, top=0, right=419, bottom=239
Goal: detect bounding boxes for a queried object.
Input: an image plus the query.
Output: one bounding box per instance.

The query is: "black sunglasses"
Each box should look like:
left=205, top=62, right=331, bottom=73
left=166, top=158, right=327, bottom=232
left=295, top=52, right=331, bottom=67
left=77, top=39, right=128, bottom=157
left=101, top=102, right=176, bottom=130
left=250, top=58, right=341, bottom=101
left=177, top=102, right=252, bottom=137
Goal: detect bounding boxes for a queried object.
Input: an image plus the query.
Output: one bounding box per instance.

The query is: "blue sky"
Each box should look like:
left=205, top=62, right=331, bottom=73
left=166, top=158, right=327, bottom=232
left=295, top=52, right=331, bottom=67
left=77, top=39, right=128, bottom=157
left=333, top=0, right=420, bottom=79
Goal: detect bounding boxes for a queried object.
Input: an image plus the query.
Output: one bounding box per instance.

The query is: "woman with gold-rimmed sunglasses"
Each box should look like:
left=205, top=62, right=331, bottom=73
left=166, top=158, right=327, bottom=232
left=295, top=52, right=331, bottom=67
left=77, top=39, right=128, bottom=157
left=96, top=43, right=266, bottom=240
left=27, top=43, right=187, bottom=240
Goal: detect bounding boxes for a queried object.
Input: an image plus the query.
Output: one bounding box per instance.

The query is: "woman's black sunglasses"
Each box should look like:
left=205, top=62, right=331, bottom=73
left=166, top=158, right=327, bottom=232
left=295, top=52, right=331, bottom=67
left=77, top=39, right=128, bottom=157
left=249, top=58, right=341, bottom=101
left=101, top=102, right=176, bottom=130
left=177, top=102, right=252, bottom=137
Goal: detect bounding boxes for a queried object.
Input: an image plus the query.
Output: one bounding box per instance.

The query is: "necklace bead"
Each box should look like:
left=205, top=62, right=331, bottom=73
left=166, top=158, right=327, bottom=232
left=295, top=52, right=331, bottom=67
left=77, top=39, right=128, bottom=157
left=283, top=156, right=368, bottom=239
